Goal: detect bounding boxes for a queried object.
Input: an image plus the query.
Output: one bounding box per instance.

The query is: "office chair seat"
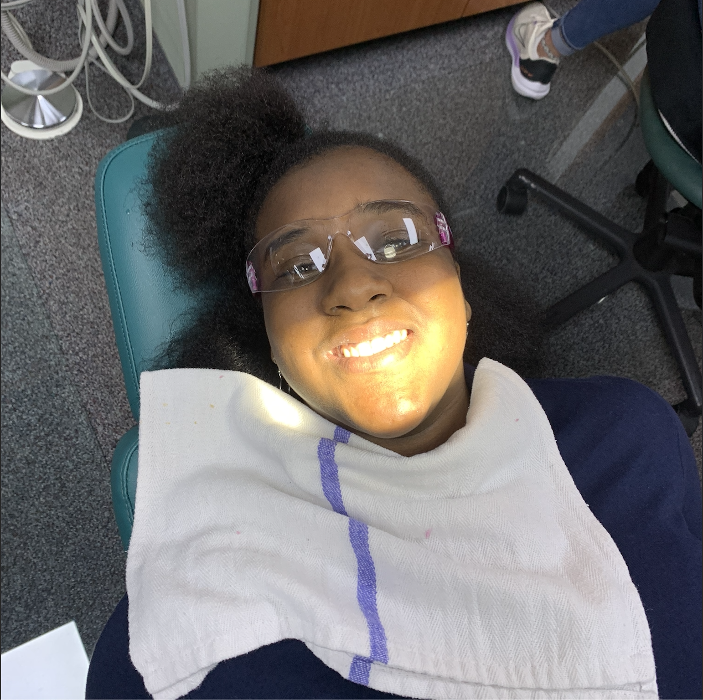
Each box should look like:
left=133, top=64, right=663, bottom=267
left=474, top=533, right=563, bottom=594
left=639, top=71, right=701, bottom=209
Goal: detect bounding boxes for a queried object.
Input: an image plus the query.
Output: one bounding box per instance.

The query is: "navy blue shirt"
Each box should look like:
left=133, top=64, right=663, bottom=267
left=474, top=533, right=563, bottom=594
left=86, top=373, right=702, bottom=699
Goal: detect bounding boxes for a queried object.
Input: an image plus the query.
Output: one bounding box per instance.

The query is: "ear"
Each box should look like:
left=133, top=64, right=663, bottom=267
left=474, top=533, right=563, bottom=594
left=271, top=349, right=277, bottom=365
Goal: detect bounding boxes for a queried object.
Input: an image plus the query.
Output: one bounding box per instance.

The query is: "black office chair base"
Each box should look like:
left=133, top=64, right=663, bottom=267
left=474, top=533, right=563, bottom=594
left=498, top=167, right=702, bottom=436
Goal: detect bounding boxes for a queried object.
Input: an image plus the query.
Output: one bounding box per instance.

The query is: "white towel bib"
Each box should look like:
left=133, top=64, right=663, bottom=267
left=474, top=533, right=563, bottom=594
left=127, top=358, right=657, bottom=699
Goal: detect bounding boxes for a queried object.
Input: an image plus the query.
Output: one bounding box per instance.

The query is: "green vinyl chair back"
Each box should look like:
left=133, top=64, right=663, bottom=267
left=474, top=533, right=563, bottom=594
left=639, top=70, right=702, bottom=209
left=95, top=131, right=208, bottom=550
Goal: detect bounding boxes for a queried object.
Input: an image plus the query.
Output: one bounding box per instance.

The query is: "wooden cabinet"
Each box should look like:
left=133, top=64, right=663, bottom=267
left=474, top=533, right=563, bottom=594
left=462, top=0, right=526, bottom=16
left=254, top=0, right=524, bottom=66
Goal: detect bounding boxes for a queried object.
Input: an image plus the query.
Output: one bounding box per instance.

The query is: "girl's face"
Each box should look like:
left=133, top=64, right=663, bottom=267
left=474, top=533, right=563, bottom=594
left=255, top=147, right=471, bottom=456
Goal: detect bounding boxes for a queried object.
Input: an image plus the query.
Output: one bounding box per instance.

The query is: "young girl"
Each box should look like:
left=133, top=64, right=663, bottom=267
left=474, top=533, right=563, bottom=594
left=86, top=68, right=701, bottom=700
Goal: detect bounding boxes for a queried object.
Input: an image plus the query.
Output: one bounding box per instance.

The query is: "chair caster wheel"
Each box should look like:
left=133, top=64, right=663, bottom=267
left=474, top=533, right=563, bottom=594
left=497, top=184, right=528, bottom=215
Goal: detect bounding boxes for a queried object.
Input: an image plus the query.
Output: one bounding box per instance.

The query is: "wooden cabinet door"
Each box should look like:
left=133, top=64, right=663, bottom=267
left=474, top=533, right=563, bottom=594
left=462, top=0, right=523, bottom=17
left=254, top=0, right=470, bottom=66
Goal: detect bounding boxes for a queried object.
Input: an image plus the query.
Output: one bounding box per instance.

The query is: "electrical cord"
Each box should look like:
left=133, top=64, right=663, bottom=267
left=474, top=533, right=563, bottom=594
left=1, top=0, right=93, bottom=95
left=1, top=0, right=191, bottom=124
left=89, top=0, right=133, bottom=57
left=592, top=40, right=641, bottom=112
left=535, top=5, right=647, bottom=180
left=2, top=0, right=119, bottom=72
left=0, top=0, right=35, bottom=9
left=543, top=3, right=642, bottom=112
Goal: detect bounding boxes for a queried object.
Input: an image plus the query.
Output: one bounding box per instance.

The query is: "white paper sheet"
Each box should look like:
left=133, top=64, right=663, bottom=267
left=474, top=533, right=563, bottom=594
left=1, top=621, right=89, bottom=700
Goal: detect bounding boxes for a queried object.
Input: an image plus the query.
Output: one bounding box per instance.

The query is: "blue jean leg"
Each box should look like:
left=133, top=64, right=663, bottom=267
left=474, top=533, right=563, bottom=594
left=551, top=0, right=661, bottom=55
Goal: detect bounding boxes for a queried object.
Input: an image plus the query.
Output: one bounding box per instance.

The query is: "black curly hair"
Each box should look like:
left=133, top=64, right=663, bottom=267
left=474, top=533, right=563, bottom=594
left=143, top=66, right=543, bottom=384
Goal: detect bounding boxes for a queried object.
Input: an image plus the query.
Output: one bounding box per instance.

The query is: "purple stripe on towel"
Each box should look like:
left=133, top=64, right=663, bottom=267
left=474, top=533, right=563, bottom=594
left=349, top=518, right=389, bottom=664
left=317, top=427, right=389, bottom=685
left=318, top=437, right=348, bottom=517
left=349, top=655, right=373, bottom=685
left=334, top=426, right=351, bottom=443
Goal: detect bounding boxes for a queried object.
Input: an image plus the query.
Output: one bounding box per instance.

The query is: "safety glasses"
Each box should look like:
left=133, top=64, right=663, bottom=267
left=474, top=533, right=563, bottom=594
left=246, top=200, right=453, bottom=293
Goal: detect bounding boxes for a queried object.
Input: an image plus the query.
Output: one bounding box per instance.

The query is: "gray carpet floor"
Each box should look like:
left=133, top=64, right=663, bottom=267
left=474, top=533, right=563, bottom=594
left=2, top=0, right=701, bottom=659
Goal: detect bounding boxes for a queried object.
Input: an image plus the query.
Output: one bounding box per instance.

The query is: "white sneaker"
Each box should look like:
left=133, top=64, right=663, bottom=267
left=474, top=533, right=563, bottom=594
left=506, top=2, right=559, bottom=100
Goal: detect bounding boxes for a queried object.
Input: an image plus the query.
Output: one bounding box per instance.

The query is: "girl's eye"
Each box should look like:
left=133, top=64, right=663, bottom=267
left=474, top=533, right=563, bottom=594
left=376, top=231, right=416, bottom=260
left=278, top=257, right=321, bottom=281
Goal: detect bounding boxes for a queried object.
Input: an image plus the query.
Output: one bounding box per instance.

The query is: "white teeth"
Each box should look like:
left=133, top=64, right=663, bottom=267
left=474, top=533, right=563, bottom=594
left=371, top=337, right=386, bottom=354
left=339, top=330, right=409, bottom=358
left=357, top=341, right=372, bottom=357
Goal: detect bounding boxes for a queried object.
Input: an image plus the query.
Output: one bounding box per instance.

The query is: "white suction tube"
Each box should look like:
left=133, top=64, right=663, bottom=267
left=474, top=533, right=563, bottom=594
left=1, top=0, right=191, bottom=124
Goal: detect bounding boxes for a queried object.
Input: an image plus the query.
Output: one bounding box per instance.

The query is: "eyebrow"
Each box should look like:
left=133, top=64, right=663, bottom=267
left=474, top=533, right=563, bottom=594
left=271, top=226, right=310, bottom=248
left=358, top=201, right=425, bottom=217
left=263, top=226, right=310, bottom=265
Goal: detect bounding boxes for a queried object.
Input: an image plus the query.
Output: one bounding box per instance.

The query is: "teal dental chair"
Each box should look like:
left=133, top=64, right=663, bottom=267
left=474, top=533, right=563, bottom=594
left=95, top=131, right=208, bottom=551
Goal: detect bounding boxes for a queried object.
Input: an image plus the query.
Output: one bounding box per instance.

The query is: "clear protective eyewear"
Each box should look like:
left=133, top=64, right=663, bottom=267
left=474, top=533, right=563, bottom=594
left=246, top=200, right=453, bottom=293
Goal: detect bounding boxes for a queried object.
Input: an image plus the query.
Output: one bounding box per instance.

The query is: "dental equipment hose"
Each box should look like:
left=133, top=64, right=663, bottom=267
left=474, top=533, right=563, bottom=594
left=1, top=0, right=190, bottom=123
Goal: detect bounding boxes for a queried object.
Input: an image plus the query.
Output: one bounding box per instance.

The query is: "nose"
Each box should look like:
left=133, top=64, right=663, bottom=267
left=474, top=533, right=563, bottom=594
left=319, top=234, right=393, bottom=314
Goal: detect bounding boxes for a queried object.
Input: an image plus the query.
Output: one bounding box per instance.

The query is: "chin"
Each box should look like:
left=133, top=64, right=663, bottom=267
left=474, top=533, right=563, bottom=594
left=346, top=399, right=428, bottom=440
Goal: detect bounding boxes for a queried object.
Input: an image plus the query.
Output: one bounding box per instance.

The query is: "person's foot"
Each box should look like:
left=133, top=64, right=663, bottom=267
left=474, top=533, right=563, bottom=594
left=505, top=2, right=560, bottom=100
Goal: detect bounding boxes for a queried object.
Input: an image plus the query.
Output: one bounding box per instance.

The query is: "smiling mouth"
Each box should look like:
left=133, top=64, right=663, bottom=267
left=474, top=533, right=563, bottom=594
left=339, top=329, right=408, bottom=358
